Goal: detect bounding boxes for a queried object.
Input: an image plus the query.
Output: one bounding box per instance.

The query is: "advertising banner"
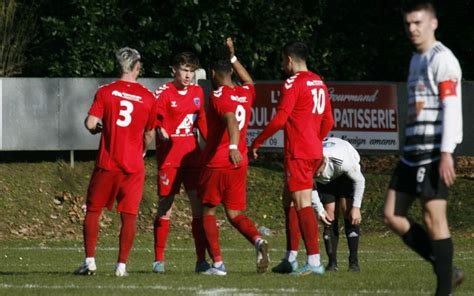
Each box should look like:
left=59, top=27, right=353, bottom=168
left=248, top=82, right=399, bottom=150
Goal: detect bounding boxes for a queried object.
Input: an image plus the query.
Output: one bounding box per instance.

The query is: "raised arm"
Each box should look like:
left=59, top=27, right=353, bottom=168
left=227, top=37, right=253, bottom=85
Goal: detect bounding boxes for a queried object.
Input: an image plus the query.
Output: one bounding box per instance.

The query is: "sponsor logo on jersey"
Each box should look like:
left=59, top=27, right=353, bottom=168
left=306, top=80, right=324, bottom=87
left=193, top=97, right=201, bottom=107
left=111, top=90, right=143, bottom=102
left=230, top=95, right=248, bottom=103
left=171, top=101, right=178, bottom=108
left=173, top=114, right=198, bottom=137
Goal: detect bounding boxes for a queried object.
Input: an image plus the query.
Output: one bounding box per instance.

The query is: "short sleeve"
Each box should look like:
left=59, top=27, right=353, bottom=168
left=211, top=88, right=236, bottom=117
left=277, top=78, right=298, bottom=114
left=146, top=95, right=159, bottom=131
left=155, top=90, right=169, bottom=127
left=88, top=90, right=105, bottom=118
left=432, top=52, right=462, bottom=84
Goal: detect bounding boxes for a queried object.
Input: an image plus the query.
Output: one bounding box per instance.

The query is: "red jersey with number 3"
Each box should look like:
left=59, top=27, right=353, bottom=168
left=154, top=82, right=207, bottom=169
left=278, top=71, right=333, bottom=160
left=201, top=84, right=255, bottom=169
left=88, top=80, right=156, bottom=173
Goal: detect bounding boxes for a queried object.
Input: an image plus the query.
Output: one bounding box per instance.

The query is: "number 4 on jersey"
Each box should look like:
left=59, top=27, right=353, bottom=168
left=311, top=88, right=326, bottom=114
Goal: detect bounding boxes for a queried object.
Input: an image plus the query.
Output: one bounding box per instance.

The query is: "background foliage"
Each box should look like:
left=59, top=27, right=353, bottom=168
left=2, top=0, right=472, bottom=81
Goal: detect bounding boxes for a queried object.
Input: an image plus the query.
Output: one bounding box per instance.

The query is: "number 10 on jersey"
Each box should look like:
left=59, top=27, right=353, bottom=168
left=311, top=88, right=326, bottom=115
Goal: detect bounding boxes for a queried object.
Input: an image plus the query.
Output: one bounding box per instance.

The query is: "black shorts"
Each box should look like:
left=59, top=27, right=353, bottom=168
left=389, top=160, right=448, bottom=199
left=316, top=174, right=354, bottom=205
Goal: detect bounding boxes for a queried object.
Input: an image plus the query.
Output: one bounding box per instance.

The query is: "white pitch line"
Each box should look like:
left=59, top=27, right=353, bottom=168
left=2, top=246, right=473, bottom=255
left=0, top=283, right=432, bottom=295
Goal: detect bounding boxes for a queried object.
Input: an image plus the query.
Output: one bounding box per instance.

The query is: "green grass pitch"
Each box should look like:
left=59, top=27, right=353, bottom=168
left=0, top=230, right=472, bottom=295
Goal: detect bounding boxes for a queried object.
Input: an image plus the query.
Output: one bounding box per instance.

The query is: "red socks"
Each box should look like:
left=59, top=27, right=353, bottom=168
left=230, top=214, right=260, bottom=244
left=297, top=206, right=320, bottom=255
left=154, top=217, right=170, bottom=261
left=202, top=215, right=222, bottom=262
left=118, top=212, right=137, bottom=263
left=83, top=210, right=101, bottom=258
left=285, top=206, right=301, bottom=252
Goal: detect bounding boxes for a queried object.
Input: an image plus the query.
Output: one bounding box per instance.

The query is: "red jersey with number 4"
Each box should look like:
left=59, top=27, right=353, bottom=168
left=201, top=84, right=255, bottom=169
left=154, top=82, right=207, bottom=169
left=278, top=71, right=333, bottom=159
left=88, top=80, right=156, bottom=173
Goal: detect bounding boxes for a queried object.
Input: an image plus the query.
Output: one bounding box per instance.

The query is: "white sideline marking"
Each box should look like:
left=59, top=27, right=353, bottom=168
left=0, top=284, right=431, bottom=295
left=3, top=246, right=473, bottom=255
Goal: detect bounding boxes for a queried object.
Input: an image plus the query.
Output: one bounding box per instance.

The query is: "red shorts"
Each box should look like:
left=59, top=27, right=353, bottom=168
left=284, top=158, right=321, bottom=192
left=86, top=168, right=145, bottom=215
left=198, top=166, right=247, bottom=211
left=158, top=167, right=200, bottom=196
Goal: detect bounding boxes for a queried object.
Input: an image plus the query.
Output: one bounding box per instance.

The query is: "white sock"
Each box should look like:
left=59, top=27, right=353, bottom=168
left=308, top=254, right=321, bottom=266
left=116, top=262, right=126, bottom=270
left=85, top=257, right=95, bottom=265
left=213, top=261, right=223, bottom=268
left=285, top=250, right=298, bottom=262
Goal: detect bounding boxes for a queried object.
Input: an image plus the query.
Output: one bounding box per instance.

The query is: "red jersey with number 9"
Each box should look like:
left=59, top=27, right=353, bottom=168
left=201, top=83, right=255, bottom=169
left=278, top=71, right=333, bottom=159
left=88, top=80, right=157, bottom=173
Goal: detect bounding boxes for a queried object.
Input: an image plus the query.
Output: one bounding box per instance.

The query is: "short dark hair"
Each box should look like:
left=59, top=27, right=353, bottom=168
left=402, top=0, right=437, bottom=17
left=283, top=41, right=309, bottom=62
left=210, top=44, right=232, bottom=74
left=172, top=52, right=200, bottom=70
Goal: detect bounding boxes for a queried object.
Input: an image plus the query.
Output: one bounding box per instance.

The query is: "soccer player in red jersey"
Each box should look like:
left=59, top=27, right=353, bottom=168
left=74, top=47, right=157, bottom=277
left=151, top=52, right=210, bottom=273
left=199, top=38, right=269, bottom=276
left=251, top=41, right=334, bottom=275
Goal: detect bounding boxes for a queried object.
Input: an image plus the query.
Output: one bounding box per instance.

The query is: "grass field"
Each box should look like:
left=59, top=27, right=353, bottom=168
left=1, top=230, right=472, bottom=295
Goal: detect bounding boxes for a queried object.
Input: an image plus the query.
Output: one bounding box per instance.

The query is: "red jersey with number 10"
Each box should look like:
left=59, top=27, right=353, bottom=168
left=154, top=82, right=207, bottom=169
left=201, top=84, right=255, bottom=169
left=278, top=71, right=333, bottom=159
left=88, top=80, right=156, bottom=173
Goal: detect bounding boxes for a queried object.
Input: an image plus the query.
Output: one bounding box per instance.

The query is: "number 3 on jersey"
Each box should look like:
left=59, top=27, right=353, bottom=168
left=116, top=100, right=134, bottom=127
left=311, top=88, right=326, bottom=114
left=235, top=105, right=246, bottom=130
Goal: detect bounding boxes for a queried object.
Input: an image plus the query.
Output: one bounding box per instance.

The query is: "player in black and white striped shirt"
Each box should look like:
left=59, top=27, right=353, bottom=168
left=384, top=1, right=463, bottom=295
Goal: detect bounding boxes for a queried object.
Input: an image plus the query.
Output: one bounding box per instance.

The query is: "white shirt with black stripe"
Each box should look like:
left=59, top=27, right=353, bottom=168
left=402, top=41, right=462, bottom=167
